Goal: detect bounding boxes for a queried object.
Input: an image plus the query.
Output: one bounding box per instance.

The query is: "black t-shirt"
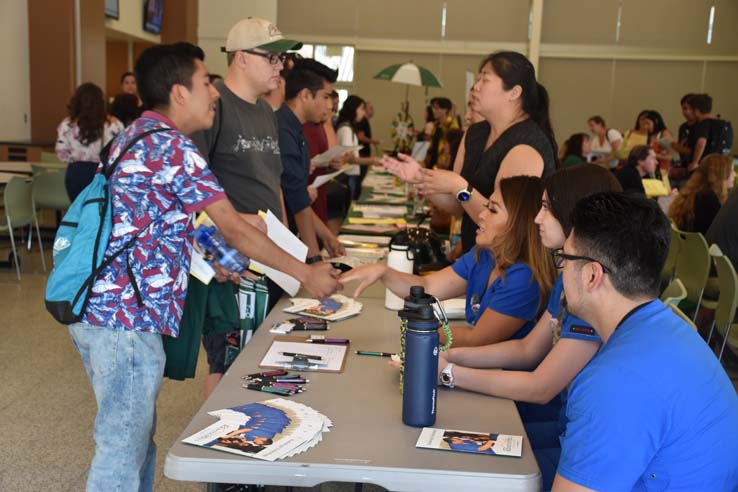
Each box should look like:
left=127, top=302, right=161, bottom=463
left=615, top=166, right=646, bottom=196
left=694, top=118, right=716, bottom=154
left=706, top=187, right=738, bottom=269
left=459, top=119, right=556, bottom=252
left=690, top=190, right=722, bottom=234
left=356, top=118, right=372, bottom=158
left=677, top=121, right=696, bottom=166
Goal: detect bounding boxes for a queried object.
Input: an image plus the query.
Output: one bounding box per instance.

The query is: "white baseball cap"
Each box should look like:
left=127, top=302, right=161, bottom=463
left=222, top=18, right=302, bottom=53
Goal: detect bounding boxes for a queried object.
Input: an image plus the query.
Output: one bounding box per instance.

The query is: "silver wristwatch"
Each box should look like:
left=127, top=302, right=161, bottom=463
left=440, top=363, right=455, bottom=388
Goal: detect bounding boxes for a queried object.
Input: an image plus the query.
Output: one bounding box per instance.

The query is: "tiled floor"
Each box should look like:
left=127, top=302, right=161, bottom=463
left=1, top=243, right=736, bottom=491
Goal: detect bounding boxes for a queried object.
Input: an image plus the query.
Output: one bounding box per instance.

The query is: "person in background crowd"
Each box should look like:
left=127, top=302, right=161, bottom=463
left=426, top=97, right=460, bottom=168
left=616, top=110, right=652, bottom=160
left=356, top=100, right=380, bottom=194
left=70, top=41, right=339, bottom=492
left=560, top=133, right=590, bottom=168
left=669, top=93, right=697, bottom=185
left=707, top=185, right=738, bottom=271
left=614, top=145, right=657, bottom=196
left=689, top=93, right=720, bottom=171
left=56, top=82, right=123, bottom=201
left=586, top=115, right=622, bottom=168
left=551, top=192, right=738, bottom=492
left=335, top=95, right=382, bottom=200
left=109, top=93, right=142, bottom=127
left=341, top=176, right=556, bottom=348
left=277, top=58, right=345, bottom=262
left=119, top=71, right=142, bottom=107
left=419, top=104, right=435, bottom=141
left=383, top=51, right=558, bottom=254
left=647, top=110, right=675, bottom=172
left=668, top=153, right=735, bottom=234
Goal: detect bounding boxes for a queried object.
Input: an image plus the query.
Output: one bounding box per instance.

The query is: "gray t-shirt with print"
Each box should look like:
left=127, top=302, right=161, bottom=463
left=191, top=79, right=283, bottom=216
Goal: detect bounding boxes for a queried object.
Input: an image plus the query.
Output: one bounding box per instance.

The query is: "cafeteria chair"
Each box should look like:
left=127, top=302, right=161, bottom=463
left=0, top=176, right=46, bottom=279
left=31, top=165, right=70, bottom=212
left=669, top=304, right=698, bottom=332
left=672, top=228, right=710, bottom=322
left=705, top=245, right=738, bottom=362
left=660, top=278, right=687, bottom=307
left=40, top=151, right=63, bottom=163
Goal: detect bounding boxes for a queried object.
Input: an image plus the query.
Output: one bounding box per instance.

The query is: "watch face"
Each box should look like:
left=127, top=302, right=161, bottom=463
left=457, top=190, right=471, bottom=202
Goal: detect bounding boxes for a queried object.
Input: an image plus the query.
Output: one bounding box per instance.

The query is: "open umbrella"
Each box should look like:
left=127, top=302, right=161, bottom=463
left=374, top=63, right=443, bottom=153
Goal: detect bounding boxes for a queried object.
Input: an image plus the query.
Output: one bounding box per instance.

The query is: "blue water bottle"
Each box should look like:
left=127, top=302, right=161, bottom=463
left=193, top=225, right=251, bottom=273
left=400, top=286, right=440, bottom=427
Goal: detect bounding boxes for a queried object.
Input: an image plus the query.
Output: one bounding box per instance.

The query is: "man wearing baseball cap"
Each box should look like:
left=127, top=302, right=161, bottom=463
left=189, top=18, right=302, bottom=398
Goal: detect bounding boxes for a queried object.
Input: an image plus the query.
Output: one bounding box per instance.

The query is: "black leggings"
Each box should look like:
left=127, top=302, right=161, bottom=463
left=64, top=161, right=98, bottom=202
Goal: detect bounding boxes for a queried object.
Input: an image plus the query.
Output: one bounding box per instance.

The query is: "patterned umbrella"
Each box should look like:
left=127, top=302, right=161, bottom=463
left=373, top=62, right=443, bottom=88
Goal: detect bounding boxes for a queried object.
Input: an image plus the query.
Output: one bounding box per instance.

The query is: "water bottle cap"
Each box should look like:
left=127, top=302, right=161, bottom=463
left=390, top=244, right=410, bottom=251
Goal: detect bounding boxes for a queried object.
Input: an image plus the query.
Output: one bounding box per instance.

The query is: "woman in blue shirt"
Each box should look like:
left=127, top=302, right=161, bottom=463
left=341, top=175, right=556, bottom=347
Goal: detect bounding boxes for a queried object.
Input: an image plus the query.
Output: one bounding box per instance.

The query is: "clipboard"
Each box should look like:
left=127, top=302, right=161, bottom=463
left=259, top=335, right=349, bottom=373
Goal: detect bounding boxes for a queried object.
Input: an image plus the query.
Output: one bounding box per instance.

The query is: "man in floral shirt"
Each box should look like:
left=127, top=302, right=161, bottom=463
left=69, top=42, right=340, bottom=491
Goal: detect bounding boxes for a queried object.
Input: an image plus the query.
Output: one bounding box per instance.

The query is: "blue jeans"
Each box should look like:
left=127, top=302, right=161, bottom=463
left=69, top=322, right=165, bottom=492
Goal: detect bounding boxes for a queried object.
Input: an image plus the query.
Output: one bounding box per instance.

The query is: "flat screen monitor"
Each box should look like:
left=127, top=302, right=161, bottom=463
left=143, top=0, right=164, bottom=35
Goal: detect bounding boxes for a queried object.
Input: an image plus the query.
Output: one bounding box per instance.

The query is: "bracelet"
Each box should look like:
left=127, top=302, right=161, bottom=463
left=306, top=255, right=323, bottom=264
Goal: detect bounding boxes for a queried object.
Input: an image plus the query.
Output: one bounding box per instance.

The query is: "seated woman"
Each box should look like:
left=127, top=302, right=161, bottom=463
left=587, top=115, right=622, bottom=168
left=669, top=153, right=736, bottom=234
left=434, top=164, right=622, bottom=491
left=340, top=175, right=556, bottom=347
left=560, top=133, right=590, bottom=168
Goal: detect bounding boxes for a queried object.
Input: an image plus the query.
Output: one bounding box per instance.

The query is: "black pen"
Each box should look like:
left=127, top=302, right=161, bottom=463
left=280, top=352, right=323, bottom=360
left=306, top=338, right=349, bottom=344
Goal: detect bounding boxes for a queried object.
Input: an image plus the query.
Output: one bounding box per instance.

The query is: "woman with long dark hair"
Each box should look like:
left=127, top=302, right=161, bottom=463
left=383, top=51, right=558, bottom=253
left=335, top=94, right=380, bottom=199
left=56, top=83, right=123, bottom=200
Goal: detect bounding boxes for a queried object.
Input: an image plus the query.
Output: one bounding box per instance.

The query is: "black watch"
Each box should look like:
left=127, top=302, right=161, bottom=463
left=306, top=255, right=323, bottom=264
left=455, top=183, right=473, bottom=202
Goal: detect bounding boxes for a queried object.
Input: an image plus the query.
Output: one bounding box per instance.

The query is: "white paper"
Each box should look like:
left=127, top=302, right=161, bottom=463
left=190, top=248, right=215, bottom=284
left=411, top=141, right=430, bottom=162
left=250, top=210, right=308, bottom=296
left=352, top=204, right=408, bottom=218
left=312, top=145, right=363, bottom=165
left=312, top=166, right=350, bottom=188
left=260, top=340, right=347, bottom=372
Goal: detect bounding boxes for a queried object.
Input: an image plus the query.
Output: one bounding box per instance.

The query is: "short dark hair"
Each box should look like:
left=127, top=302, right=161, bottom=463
left=544, top=164, right=622, bottom=236
left=691, top=93, right=713, bottom=114
left=570, top=192, right=670, bottom=298
left=588, top=115, right=606, bottom=126
left=134, top=42, right=205, bottom=110
left=283, top=58, right=336, bottom=101
left=627, top=145, right=652, bottom=168
left=430, top=97, right=452, bottom=111
left=680, top=93, right=695, bottom=106
left=120, top=71, right=135, bottom=84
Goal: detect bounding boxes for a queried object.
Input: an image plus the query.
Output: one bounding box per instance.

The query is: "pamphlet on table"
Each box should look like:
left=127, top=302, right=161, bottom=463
left=283, top=294, right=363, bottom=321
left=182, top=399, right=332, bottom=461
left=416, top=427, right=523, bottom=458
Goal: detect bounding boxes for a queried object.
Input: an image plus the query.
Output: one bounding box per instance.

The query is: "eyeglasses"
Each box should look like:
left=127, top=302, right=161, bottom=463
left=551, top=248, right=612, bottom=274
left=242, top=49, right=286, bottom=65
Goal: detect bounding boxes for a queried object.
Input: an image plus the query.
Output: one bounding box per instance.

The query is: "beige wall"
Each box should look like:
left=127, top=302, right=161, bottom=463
left=0, top=0, right=31, bottom=140
left=277, top=0, right=738, bottom=154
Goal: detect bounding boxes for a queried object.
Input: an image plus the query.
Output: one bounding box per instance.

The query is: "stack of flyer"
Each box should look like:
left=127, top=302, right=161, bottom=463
left=182, top=399, right=332, bottom=461
left=416, top=427, right=523, bottom=457
left=283, top=294, right=363, bottom=321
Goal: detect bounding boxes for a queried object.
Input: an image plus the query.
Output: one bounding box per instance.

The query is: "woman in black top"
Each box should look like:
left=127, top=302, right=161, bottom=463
left=669, top=154, right=736, bottom=234
left=383, top=51, right=558, bottom=252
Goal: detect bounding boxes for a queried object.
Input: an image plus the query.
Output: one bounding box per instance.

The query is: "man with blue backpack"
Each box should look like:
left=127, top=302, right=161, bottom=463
left=50, top=43, right=340, bottom=491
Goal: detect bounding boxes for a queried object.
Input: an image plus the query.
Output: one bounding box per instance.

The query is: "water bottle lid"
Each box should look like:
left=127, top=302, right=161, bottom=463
left=390, top=244, right=410, bottom=251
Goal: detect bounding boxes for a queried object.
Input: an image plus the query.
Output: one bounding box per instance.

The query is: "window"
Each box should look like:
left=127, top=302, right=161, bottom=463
left=295, top=44, right=355, bottom=83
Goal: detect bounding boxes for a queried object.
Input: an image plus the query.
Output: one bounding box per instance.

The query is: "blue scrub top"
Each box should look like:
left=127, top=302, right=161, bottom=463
left=558, top=300, right=738, bottom=490
left=451, top=247, right=542, bottom=339
left=547, top=274, right=601, bottom=343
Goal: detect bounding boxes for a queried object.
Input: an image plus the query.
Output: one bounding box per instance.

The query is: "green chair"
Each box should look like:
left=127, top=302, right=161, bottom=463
left=669, top=304, right=698, bottom=331
left=31, top=165, right=71, bottom=211
left=705, top=245, right=738, bottom=362
left=660, top=278, right=687, bottom=307
left=660, top=222, right=680, bottom=288
left=672, top=228, right=710, bottom=322
left=40, top=151, right=62, bottom=163
left=0, top=176, right=46, bottom=279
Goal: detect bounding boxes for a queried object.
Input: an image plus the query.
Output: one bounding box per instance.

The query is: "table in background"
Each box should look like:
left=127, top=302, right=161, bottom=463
left=165, top=296, right=541, bottom=492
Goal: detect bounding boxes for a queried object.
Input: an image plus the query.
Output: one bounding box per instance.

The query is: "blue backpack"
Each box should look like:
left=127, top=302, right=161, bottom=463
left=45, top=128, right=168, bottom=324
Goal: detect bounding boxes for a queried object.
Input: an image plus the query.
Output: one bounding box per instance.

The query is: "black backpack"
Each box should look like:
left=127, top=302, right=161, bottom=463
left=706, top=117, right=734, bottom=156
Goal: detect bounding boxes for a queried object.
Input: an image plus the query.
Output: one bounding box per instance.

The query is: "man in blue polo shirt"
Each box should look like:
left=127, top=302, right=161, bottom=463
left=276, top=58, right=344, bottom=263
left=553, top=192, right=738, bottom=491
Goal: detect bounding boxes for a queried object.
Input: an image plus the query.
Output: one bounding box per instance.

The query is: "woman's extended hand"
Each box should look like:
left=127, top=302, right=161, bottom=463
left=417, top=168, right=467, bottom=196
left=338, top=263, right=387, bottom=298
left=381, top=153, right=424, bottom=184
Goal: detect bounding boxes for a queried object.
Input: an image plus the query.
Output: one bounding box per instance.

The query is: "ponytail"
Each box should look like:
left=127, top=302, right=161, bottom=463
left=530, top=83, right=558, bottom=167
